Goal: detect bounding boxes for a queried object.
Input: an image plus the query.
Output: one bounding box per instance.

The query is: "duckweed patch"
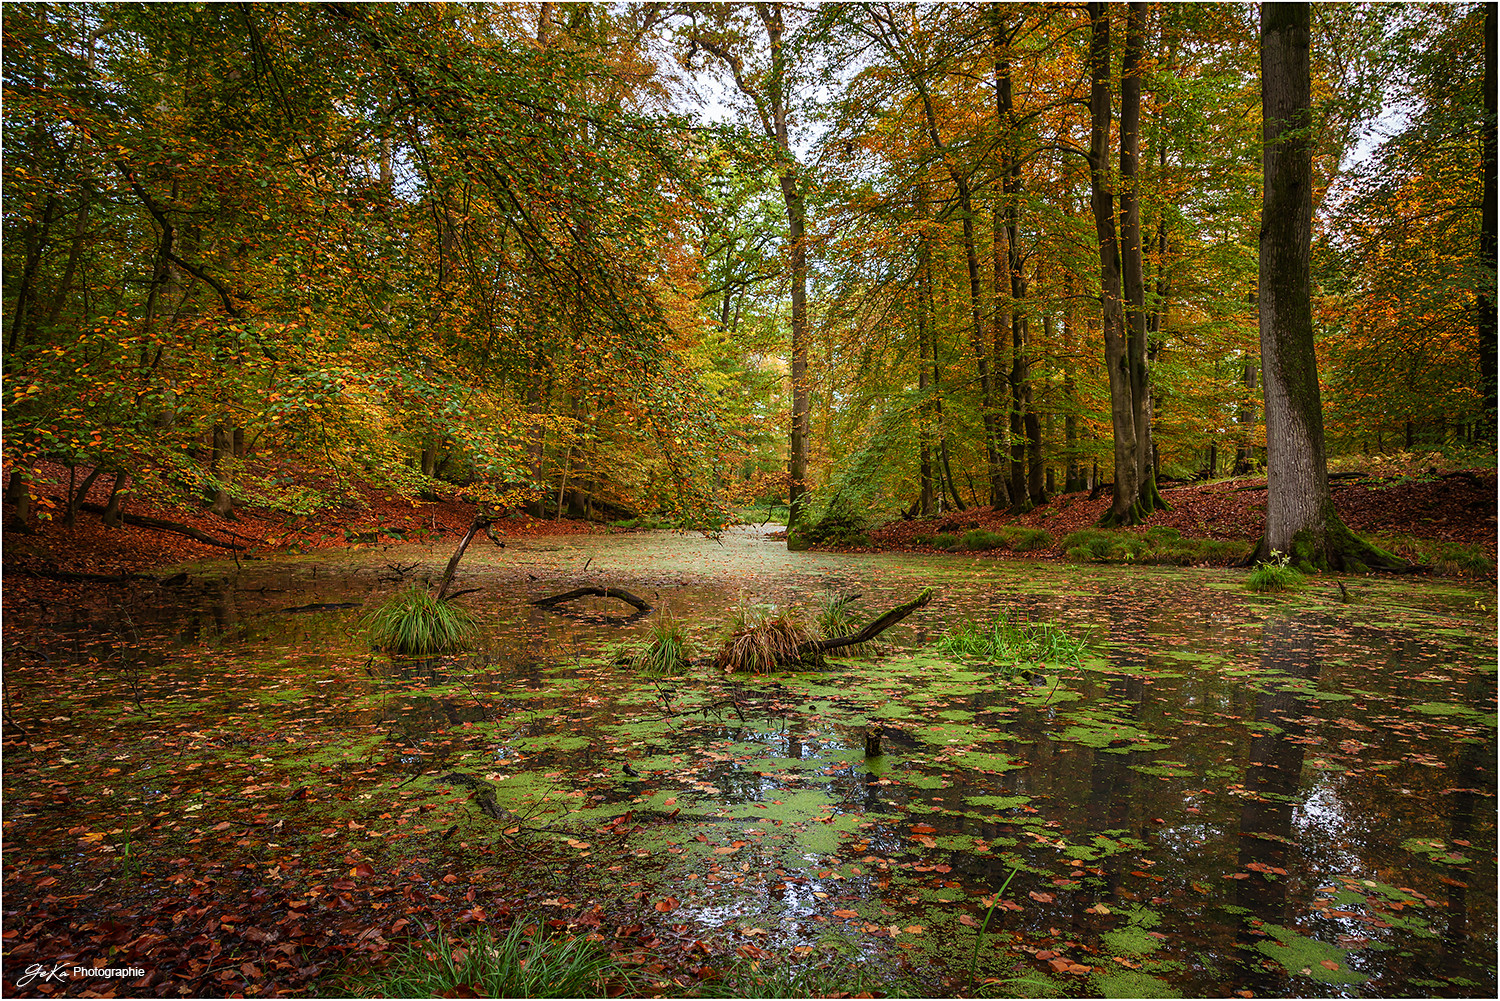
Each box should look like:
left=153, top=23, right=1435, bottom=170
left=1253, top=923, right=1369, bottom=986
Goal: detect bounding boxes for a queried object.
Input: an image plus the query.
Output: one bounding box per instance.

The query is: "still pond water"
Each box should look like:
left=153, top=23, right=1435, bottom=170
left=16, top=526, right=1498, bottom=996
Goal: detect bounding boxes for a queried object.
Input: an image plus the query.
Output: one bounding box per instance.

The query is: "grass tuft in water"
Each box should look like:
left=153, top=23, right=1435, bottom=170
left=713, top=602, right=813, bottom=673
left=816, top=594, right=869, bottom=657
left=1246, top=551, right=1307, bottom=592
left=365, top=585, right=478, bottom=655
left=935, top=614, right=1091, bottom=670
left=631, top=608, right=689, bottom=676
left=365, top=920, right=628, bottom=999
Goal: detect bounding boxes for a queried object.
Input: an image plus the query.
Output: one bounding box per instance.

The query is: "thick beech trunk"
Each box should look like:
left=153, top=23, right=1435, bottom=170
left=1252, top=3, right=1400, bottom=572
left=7, top=469, right=34, bottom=531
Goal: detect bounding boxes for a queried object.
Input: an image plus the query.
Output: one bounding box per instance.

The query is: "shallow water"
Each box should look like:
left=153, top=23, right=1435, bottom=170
left=8, top=526, right=1496, bottom=996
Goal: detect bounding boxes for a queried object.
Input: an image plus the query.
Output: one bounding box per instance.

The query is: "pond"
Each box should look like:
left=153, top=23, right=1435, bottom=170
left=4, top=526, right=1495, bottom=997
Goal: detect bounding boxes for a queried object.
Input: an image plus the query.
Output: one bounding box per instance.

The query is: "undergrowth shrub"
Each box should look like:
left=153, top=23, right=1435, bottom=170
left=800, top=510, right=871, bottom=546
left=960, top=529, right=1007, bottom=551
left=1061, top=528, right=1249, bottom=566
left=1372, top=535, right=1495, bottom=577
left=931, top=532, right=959, bottom=549
left=365, top=586, right=477, bottom=655
left=366, top=920, right=627, bottom=998
left=1003, top=526, right=1054, bottom=552
left=951, top=526, right=1055, bottom=553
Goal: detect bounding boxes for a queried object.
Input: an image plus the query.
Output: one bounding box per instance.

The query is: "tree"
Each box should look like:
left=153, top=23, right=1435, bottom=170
left=679, top=3, right=815, bottom=539
left=1252, top=2, right=1399, bottom=571
left=1087, top=2, right=1139, bottom=525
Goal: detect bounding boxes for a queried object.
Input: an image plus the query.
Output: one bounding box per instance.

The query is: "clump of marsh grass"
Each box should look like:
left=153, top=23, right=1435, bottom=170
left=1246, top=550, right=1307, bottom=592
left=365, top=920, right=627, bottom=999
left=713, top=602, right=814, bottom=673
left=631, top=608, right=689, bottom=676
left=365, top=585, right=477, bottom=655
left=816, top=593, right=869, bottom=657
left=935, top=613, right=1092, bottom=671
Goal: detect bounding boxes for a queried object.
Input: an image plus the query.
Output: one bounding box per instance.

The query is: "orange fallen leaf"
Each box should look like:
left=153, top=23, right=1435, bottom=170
left=654, top=897, right=680, bottom=913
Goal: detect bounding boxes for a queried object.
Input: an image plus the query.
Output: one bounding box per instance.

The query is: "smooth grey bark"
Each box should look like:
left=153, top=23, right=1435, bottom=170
left=1252, top=3, right=1399, bottom=571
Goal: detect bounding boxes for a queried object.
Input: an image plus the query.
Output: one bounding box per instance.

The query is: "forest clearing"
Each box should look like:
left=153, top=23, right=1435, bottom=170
left=3, top=2, right=1495, bottom=998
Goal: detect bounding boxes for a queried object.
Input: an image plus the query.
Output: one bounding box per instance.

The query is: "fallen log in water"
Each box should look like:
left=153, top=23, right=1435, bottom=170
left=796, top=587, right=934, bottom=657
left=531, top=586, right=652, bottom=613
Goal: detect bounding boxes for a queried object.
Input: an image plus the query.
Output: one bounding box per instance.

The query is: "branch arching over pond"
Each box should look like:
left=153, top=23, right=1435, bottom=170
left=531, top=586, right=653, bottom=613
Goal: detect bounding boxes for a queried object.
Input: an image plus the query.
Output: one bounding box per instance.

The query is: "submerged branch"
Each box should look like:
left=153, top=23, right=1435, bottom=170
left=531, top=586, right=652, bottom=613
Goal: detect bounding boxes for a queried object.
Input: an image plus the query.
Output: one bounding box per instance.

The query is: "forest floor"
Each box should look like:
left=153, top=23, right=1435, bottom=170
left=3, top=463, right=1496, bottom=608
left=855, top=469, right=1498, bottom=567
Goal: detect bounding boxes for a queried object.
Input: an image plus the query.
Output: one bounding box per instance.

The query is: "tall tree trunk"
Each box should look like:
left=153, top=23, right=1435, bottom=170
left=728, top=5, right=814, bottom=541
left=1088, top=2, right=1140, bottom=526
left=1253, top=3, right=1398, bottom=571
left=957, top=188, right=1007, bottom=510
left=1234, top=359, right=1259, bottom=474
left=1060, top=195, right=1086, bottom=494
left=916, top=187, right=935, bottom=516
left=1478, top=4, right=1497, bottom=442
left=865, top=10, right=1003, bottom=509
left=1121, top=1, right=1164, bottom=518
left=995, top=11, right=1030, bottom=513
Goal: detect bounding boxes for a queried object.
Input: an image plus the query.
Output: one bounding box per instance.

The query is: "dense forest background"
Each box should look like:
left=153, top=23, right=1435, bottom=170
left=4, top=2, right=1493, bottom=540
